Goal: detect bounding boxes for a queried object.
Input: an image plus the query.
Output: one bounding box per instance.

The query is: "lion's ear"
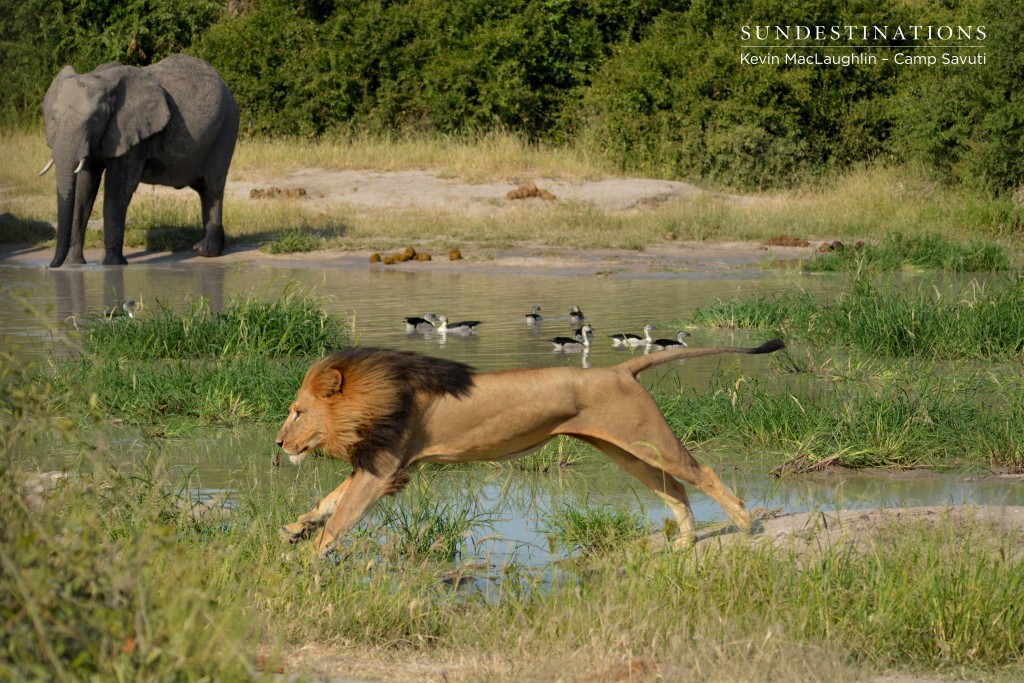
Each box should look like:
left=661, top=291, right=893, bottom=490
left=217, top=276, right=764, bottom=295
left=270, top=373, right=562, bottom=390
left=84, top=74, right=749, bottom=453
left=324, top=368, right=344, bottom=397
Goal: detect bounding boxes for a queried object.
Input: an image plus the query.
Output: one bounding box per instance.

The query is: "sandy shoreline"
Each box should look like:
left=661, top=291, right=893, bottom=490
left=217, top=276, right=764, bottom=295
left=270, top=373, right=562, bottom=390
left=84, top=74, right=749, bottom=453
left=0, top=239, right=819, bottom=277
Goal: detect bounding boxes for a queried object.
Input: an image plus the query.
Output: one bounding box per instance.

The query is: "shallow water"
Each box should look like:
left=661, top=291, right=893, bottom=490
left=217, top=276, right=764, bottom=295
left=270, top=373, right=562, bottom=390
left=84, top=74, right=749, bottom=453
left=43, top=428, right=1024, bottom=570
left=4, top=258, right=1021, bottom=569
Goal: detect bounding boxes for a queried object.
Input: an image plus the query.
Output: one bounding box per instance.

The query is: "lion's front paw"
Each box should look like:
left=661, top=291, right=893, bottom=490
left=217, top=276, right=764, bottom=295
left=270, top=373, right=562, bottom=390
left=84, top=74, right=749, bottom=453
left=279, top=522, right=310, bottom=543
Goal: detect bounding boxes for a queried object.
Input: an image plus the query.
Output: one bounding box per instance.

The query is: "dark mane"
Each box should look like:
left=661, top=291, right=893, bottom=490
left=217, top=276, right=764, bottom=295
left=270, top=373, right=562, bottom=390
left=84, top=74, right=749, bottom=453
left=317, top=348, right=475, bottom=475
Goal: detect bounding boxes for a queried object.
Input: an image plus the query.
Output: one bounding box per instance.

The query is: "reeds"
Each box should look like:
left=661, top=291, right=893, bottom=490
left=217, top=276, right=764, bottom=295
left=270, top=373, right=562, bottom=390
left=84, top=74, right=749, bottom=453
left=690, top=277, right=1024, bottom=359
left=803, top=232, right=1012, bottom=273
left=43, top=293, right=348, bottom=428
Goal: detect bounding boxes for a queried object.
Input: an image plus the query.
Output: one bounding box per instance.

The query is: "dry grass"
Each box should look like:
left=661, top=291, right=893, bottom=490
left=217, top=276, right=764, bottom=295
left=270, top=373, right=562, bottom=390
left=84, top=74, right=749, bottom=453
left=3, top=129, right=1019, bottom=255
left=232, top=129, right=610, bottom=182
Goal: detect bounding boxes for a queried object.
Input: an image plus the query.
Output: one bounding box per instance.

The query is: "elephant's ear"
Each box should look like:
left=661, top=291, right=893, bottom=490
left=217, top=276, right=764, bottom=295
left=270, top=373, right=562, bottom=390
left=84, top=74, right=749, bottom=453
left=42, top=66, right=78, bottom=150
left=102, top=70, right=171, bottom=158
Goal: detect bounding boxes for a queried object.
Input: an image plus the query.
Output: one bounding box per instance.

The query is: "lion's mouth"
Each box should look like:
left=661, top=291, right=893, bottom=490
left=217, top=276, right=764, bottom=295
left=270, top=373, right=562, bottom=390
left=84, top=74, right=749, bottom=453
left=280, top=444, right=310, bottom=466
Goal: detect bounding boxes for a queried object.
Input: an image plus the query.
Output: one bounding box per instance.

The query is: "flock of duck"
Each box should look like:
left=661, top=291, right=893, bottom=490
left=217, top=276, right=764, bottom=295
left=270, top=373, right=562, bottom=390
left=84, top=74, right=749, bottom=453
left=403, top=305, right=691, bottom=355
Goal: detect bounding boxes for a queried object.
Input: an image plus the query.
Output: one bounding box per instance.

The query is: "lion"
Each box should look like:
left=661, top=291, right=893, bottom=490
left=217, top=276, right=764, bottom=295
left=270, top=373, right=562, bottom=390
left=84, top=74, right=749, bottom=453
left=276, top=340, right=785, bottom=555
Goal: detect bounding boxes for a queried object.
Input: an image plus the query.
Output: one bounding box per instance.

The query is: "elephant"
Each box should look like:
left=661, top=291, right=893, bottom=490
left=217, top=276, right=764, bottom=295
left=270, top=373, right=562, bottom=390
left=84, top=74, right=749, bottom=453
left=40, top=54, right=239, bottom=267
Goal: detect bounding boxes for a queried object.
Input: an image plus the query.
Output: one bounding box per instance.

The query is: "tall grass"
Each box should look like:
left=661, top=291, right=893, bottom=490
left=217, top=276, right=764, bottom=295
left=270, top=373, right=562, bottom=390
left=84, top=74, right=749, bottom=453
left=370, top=475, right=494, bottom=561
left=77, top=292, right=347, bottom=360
left=803, top=232, right=1012, bottom=273
left=690, top=277, right=1024, bottom=359
left=659, top=367, right=1024, bottom=471
left=41, top=293, right=349, bottom=429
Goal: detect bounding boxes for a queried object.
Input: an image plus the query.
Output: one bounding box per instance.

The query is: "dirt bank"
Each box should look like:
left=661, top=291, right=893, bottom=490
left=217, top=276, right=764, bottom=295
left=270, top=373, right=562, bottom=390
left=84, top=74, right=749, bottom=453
left=2, top=168, right=826, bottom=275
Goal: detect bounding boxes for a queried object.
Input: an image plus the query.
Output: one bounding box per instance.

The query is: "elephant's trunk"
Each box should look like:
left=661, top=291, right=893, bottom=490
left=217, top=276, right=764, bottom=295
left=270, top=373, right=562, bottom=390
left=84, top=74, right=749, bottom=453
left=50, top=155, right=80, bottom=268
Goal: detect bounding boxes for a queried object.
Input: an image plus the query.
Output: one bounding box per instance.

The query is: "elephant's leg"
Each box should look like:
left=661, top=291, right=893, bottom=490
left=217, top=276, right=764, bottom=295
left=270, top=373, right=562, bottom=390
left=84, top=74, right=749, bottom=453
left=192, top=121, right=235, bottom=258
left=190, top=178, right=225, bottom=257
left=101, top=161, right=143, bottom=266
left=67, top=164, right=103, bottom=265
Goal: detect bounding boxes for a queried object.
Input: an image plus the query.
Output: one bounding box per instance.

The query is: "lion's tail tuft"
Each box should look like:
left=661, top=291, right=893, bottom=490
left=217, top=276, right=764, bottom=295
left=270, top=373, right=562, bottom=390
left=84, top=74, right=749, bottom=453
left=749, top=338, right=786, bottom=355
left=620, top=338, right=785, bottom=377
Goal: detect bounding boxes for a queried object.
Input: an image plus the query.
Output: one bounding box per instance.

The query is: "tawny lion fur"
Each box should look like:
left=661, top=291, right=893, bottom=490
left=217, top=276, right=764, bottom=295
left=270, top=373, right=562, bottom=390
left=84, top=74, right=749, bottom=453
left=276, top=340, right=785, bottom=555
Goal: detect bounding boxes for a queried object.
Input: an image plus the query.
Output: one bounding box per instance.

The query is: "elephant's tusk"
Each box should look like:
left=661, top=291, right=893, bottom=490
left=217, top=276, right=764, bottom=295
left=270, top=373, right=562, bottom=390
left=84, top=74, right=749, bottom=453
left=73, top=158, right=86, bottom=174
left=38, top=159, right=55, bottom=176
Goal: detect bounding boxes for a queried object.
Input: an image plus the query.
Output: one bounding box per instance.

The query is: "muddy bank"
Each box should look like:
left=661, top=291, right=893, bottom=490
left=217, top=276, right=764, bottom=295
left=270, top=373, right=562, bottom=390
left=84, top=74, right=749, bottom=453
left=0, top=238, right=817, bottom=277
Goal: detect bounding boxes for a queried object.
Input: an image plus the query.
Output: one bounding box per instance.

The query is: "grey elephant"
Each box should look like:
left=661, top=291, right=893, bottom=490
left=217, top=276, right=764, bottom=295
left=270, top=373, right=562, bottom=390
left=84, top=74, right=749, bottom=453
left=40, top=54, right=239, bottom=267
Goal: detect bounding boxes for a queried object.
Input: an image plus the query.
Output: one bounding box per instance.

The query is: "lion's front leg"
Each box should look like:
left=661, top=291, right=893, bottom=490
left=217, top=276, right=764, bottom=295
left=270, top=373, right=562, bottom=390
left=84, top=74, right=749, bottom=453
left=280, top=477, right=353, bottom=543
left=313, top=469, right=395, bottom=557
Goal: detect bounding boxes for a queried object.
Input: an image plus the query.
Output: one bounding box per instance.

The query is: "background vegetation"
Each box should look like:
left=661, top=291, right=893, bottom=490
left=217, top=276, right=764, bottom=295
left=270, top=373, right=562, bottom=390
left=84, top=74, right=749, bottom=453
left=2, top=0, right=1023, bottom=193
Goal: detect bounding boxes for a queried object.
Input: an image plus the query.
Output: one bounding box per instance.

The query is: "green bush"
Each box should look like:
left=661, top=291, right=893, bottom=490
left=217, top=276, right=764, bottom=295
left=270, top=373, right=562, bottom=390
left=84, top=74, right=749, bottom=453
left=3, top=0, right=1023, bottom=193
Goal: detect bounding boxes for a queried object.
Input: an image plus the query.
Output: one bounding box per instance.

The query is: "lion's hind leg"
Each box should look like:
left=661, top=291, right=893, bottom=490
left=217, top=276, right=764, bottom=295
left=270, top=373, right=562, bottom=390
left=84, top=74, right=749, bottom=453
left=581, top=438, right=700, bottom=547
left=575, top=396, right=752, bottom=539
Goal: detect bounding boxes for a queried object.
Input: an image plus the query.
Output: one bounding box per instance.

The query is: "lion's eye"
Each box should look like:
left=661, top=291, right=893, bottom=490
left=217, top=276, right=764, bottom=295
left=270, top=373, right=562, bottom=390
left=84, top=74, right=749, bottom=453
left=293, top=410, right=303, bottom=421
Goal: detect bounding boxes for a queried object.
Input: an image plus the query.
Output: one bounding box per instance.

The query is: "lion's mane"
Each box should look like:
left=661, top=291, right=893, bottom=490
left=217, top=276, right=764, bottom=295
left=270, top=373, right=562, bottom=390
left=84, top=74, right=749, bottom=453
left=302, top=348, right=475, bottom=475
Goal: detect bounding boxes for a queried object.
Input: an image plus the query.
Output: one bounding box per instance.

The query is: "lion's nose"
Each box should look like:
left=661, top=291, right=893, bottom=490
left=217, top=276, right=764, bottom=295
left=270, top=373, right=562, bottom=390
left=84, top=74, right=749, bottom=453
left=276, top=437, right=284, bottom=447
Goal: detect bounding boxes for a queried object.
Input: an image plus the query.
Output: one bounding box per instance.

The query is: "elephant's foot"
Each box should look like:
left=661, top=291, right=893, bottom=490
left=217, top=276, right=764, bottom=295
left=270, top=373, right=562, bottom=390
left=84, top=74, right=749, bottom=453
left=193, top=229, right=225, bottom=257
left=101, top=251, right=128, bottom=266
left=50, top=255, right=87, bottom=268
left=66, top=250, right=87, bottom=266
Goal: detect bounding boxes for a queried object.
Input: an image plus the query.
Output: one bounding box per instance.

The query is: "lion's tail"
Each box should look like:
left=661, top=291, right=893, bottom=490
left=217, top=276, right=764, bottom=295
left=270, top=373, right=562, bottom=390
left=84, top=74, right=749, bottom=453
left=619, top=338, right=785, bottom=378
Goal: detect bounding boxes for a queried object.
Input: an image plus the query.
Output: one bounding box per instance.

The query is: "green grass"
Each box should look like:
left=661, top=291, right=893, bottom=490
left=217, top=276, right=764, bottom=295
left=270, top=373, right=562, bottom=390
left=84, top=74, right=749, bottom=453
left=507, top=435, right=589, bottom=472
left=369, top=475, right=494, bottom=561
left=75, top=291, right=347, bottom=360
left=5, top=451, right=1024, bottom=680
left=39, top=293, right=349, bottom=430
left=659, top=365, right=1024, bottom=471
left=803, top=232, right=1013, bottom=273
left=259, top=228, right=329, bottom=255
left=5, top=353, right=1024, bottom=680
left=542, top=502, right=653, bottom=556
left=690, top=277, right=1024, bottom=360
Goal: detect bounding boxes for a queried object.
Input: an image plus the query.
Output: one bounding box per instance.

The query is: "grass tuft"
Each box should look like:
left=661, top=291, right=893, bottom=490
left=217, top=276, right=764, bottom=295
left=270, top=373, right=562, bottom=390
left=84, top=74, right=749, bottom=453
left=42, top=293, right=349, bottom=428
left=803, top=232, right=1012, bottom=273
left=543, top=502, right=653, bottom=556
left=690, top=277, right=1024, bottom=360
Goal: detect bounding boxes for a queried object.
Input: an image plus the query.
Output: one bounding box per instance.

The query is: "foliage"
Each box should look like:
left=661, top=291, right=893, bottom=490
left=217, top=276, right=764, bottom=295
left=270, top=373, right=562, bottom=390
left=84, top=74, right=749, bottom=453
left=3, top=0, right=1022, bottom=192
left=0, top=0, right=224, bottom=123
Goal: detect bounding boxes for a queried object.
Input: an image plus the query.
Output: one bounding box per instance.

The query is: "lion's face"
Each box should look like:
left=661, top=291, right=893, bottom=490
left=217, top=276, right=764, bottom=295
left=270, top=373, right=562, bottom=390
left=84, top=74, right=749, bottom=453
left=275, top=387, right=330, bottom=465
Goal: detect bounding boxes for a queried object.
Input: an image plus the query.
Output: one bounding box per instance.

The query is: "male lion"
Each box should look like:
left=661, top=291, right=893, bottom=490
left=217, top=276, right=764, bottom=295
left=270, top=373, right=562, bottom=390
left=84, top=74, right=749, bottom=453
left=276, top=340, right=784, bottom=555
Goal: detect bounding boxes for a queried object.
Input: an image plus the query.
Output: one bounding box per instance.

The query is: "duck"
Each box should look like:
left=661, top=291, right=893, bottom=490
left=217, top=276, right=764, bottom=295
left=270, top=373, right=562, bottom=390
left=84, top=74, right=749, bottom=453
left=568, top=305, right=585, bottom=324
left=549, top=324, right=594, bottom=352
left=646, top=331, right=691, bottom=351
left=435, top=315, right=481, bottom=334
left=404, top=313, right=439, bottom=332
left=103, top=300, right=137, bottom=320
left=525, top=306, right=543, bottom=324
left=609, top=324, right=657, bottom=348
